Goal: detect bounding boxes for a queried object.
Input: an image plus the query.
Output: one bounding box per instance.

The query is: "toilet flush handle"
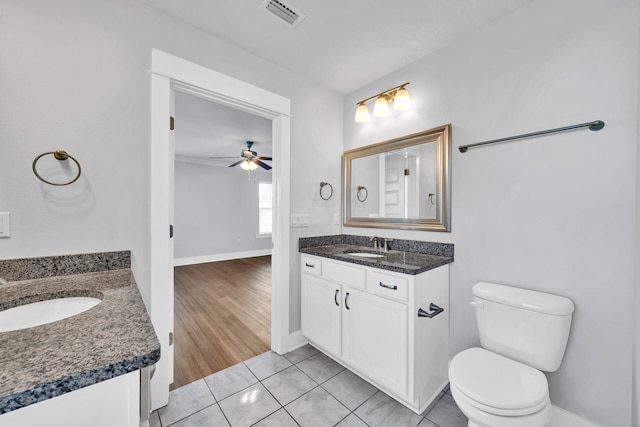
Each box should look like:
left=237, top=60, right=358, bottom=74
left=469, top=301, right=484, bottom=309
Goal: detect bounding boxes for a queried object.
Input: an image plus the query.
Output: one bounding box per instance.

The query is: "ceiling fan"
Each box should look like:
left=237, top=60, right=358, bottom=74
left=210, top=141, right=272, bottom=171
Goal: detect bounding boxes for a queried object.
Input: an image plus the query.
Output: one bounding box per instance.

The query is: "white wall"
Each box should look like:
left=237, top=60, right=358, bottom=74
left=634, top=7, right=640, bottom=426
left=173, top=160, right=271, bottom=260
left=0, top=0, right=344, bottom=327
left=343, top=0, right=637, bottom=425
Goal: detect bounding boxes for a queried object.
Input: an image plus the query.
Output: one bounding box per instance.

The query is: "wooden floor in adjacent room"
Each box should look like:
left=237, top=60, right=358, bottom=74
left=172, top=255, right=271, bottom=390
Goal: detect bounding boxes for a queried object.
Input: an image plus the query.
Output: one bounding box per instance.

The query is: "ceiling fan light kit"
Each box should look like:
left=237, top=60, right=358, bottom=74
left=209, top=141, right=273, bottom=171
left=240, top=160, right=259, bottom=171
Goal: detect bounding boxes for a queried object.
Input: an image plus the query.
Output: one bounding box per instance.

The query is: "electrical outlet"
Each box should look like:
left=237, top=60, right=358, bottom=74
left=333, top=213, right=340, bottom=225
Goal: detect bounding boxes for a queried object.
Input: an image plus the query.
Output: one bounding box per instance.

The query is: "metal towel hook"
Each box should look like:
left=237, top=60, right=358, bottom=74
left=32, top=150, right=82, bottom=186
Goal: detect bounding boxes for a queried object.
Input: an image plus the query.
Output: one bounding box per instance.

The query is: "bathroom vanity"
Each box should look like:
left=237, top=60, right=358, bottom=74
left=0, top=251, right=160, bottom=427
left=299, top=235, right=453, bottom=414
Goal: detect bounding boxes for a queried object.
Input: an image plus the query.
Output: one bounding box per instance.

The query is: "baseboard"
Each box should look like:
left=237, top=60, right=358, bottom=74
left=282, top=330, right=307, bottom=354
left=174, top=249, right=272, bottom=266
left=550, top=405, right=601, bottom=427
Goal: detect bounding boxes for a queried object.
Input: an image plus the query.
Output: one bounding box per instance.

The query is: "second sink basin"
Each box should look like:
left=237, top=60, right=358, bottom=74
left=343, top=250, right=385, bottom=258
left=0, top=297, right=101, bottom=333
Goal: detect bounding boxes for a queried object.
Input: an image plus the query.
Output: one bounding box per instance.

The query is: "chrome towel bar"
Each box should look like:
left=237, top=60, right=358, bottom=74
left=458, top=120, right=605, bottom=153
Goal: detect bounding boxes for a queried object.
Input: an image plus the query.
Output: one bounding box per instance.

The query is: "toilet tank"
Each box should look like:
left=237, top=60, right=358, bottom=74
left=472, top=282, right=574, bottom=372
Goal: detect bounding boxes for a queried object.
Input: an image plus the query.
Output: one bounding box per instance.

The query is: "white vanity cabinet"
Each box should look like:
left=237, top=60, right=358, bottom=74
left=301, top=254, right=450, bottom=414
left=342, top=286, right=409, bottom=396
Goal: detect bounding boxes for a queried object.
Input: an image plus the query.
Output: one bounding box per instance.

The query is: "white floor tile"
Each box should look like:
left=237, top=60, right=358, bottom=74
left=417, top=418, right=438, bottom=427
left=261, top=365, right=318, bottom=405
left=286, top=387, right=350, bottom=427
left=296, top=352, right=345, bottom=383
left=322, top=369, right=378, bottom=410
left=167, top=404, right=229, bottom=427
left=284, top=344, right=320, bottom=364
left=355, top=391, right=423, bottom=427
left=336, top=414, right=370, bottom=427
left=149, top=410, right=161, bottom=427
left=158, top=379, right=216, bottom=426
left=163, top=350, right=467, bottom=427
left=204, top=362, right=259, bottom=401
left=244, top=351, right=292, bottom=380
left=252, top=408, right=298, bottom=427
left=423, top=393, right=467, bottom=427
left=218, top=383, right=281, bottom=427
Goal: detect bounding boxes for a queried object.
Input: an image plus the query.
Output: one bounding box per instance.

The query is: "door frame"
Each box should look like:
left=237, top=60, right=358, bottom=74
left=149, top=49, right=291, bottom=409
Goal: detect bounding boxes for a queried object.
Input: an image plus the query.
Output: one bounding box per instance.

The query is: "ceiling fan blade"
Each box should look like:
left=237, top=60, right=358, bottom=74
left=254, top=160, right=272, bottom=170
left=209, top=156, right=241, bottom=159
left=228, top=160, right=244, bottom=168
left=257, top=156, right=272, bottom=161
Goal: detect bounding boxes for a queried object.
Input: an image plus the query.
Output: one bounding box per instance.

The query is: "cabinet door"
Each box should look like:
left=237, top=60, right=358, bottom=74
left=343, top=288, right=408, bottom=397
left=301, top=275, right=342, bottom=357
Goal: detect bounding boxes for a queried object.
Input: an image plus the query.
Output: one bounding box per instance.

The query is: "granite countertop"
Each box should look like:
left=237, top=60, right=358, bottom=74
left=300, top=242, right=453, bottom=275
left=0, top=268, right=160, bottom=414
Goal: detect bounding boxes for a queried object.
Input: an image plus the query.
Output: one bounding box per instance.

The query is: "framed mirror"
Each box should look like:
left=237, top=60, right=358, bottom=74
left=343, top=124, right=451, bottom=231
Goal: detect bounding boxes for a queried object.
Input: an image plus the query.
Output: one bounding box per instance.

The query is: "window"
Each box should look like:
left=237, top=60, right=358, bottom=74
left=258, top=181, right=272, bottom=235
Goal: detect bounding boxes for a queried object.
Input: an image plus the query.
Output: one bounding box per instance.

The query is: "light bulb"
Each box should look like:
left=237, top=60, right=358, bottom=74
left=373, top=96, right=389, bottom=117
left=393, top=87, right=410, bottom=110
left=240, top=160, right=258, bottom=170
left=355, top=103, right=370, bottom=123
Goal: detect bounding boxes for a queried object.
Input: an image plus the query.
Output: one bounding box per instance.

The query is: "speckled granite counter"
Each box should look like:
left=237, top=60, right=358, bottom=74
left=0, top=251, right=160, bottom=414
left=299, top=235, right=454, bottom=275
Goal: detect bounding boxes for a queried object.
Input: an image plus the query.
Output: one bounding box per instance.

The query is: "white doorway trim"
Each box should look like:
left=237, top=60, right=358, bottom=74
left=149, top=49, right=291, bottom=409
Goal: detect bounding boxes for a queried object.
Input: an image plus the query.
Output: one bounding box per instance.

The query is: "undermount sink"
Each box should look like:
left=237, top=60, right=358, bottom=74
left=0, top=297, right=101, bottom=333
left=343, top=250, right=385, bottom=258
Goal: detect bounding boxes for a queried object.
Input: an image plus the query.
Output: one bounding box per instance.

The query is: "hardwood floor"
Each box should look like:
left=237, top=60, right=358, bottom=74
left=172, top=256, right=271, bottom=389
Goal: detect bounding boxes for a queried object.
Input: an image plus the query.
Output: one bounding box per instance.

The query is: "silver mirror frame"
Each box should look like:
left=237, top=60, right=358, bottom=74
left=343, top=124, right=451, bottom=231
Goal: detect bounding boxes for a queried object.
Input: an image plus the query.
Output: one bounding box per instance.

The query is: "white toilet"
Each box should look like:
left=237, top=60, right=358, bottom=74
left=449, top=282, right=574, bottom=427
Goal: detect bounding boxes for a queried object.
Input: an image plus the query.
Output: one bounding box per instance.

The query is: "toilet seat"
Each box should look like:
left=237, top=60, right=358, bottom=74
left=450, top=381, right=552, bottom=427
left=449, top=347, right=549, bottom=417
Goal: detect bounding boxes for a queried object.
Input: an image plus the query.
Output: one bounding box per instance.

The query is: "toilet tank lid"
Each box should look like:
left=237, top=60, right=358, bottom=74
left=473, top=282, right=574, bottom=315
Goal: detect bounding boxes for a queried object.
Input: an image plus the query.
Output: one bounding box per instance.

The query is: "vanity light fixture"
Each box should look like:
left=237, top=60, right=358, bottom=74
left=354, top=82, right=411, bottom=122
left=373, top=96, right=390, bottom=117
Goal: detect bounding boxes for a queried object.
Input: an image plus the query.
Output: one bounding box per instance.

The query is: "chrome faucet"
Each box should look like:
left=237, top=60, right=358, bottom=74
left=370, top=236, right=381, bottom=250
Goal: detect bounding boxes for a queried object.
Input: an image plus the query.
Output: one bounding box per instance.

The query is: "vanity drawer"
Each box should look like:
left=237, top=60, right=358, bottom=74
left=368, top=270, right=409, bottom=302
left=301, top=255, right=322, bottom=276
left=323, top=260, right=366, bottom=289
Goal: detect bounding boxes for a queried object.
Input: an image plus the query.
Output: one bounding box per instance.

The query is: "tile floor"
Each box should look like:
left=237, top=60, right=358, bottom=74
left=151, top=345, right=468, bottom=427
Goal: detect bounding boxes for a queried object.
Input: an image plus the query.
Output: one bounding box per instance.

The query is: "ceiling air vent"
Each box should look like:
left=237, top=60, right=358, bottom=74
left=260, top=0, right=306, bottom=28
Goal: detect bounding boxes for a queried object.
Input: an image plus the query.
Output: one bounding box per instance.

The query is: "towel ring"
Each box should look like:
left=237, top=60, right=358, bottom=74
left=32, top=150, right=82, bottom=186
left=357, top=185, right=368, bottom=202
left=320, top=181, right=333, bottom=200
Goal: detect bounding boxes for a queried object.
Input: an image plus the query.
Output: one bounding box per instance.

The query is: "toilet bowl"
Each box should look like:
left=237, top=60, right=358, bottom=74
left=448, top=282, right=574, bottom=427
left=449, top=347, right=552, bottom=427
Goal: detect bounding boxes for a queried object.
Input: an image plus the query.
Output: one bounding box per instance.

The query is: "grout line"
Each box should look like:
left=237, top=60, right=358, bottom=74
left=201, top=377, right=218, bottom=403
left=281, top=405, right=302, bottom=426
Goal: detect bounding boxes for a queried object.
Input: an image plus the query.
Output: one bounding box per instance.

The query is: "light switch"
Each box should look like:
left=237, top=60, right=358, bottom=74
left=291, top=214, right=309, bottom=227
left=0, top=213, right=10, bottom=238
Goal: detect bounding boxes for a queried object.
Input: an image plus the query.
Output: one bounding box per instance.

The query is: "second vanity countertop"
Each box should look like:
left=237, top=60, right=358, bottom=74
left=0, top=268, right=160, bottom=414
left=299, top=235, right=454, bottom=275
